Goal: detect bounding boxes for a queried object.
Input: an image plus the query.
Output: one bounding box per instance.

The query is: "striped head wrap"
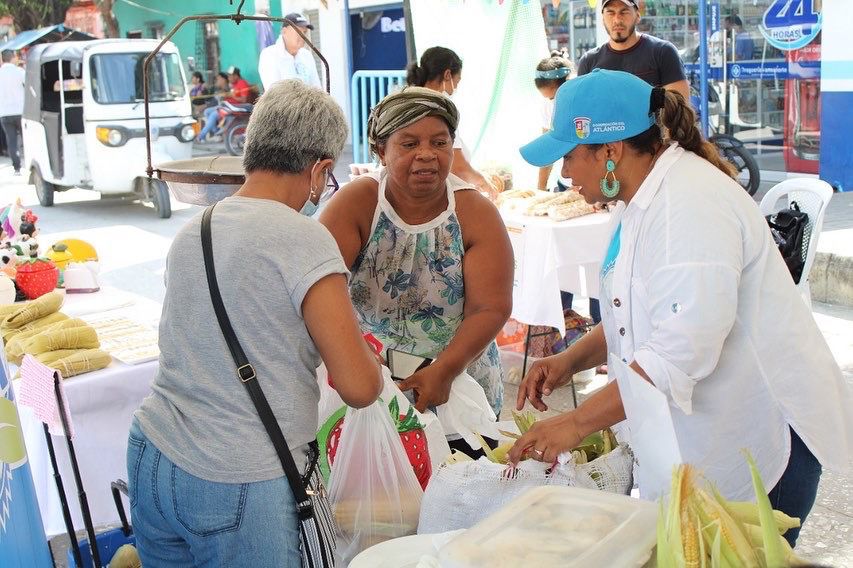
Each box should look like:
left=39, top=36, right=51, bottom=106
left=367, top=86, right=459, bottom=156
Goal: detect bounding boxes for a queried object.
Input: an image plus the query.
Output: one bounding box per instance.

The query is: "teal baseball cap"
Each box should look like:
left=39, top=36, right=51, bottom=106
left=520, top=69, right=657, bottom=167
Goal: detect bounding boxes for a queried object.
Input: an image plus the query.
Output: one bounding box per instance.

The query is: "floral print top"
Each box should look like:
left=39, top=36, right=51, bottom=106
left=349, top=170, right=504, bottom=414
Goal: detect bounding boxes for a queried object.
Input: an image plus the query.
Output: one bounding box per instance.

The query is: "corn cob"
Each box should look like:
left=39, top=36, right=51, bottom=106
left=24, top=325, right=100, bottom=354
left=2, top=291, right=63, bottom=329
left=717, top=495, right=800, bottom=535
left=695, top=490, right=759, bottom=567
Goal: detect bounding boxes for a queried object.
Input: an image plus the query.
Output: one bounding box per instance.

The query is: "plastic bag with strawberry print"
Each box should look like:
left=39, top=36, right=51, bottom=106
left=316, top=365, right=451, bottom=489
left=328, top=398, right=424, bottom=566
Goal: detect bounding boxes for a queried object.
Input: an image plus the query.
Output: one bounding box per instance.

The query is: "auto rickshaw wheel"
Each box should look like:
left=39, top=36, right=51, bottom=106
left=150, top=179, right=172, bottom=219
left=32, top=167, right=55, bottom=207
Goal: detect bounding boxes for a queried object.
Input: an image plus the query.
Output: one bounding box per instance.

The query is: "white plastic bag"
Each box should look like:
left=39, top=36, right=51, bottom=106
left=316, top=366, right=451, bottom=487
left=328, top=401, right=424, bottom=566
left=417, top=446, right=634, bottom=534
left=435, top=372, right=501, bottom=449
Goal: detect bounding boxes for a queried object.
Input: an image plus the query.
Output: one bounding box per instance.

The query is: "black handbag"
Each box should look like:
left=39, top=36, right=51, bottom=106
left=201, top=204, right=336, bottom=568
left=766, top=200, right=809, bottom=284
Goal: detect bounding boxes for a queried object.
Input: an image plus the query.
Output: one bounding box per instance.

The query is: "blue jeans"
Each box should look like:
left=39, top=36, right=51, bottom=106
left=768, top=427, right=822, bottom=547
left=127, top=419, right=301, bottom=567
left=197, top=106, right=221, bottom=141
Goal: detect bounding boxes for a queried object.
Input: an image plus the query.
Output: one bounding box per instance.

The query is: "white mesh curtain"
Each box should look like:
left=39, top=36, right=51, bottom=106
left=409, top=0, right=550, bottom=188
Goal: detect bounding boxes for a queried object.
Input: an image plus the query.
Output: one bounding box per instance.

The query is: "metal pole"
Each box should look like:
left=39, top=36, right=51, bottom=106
left=43, top=424, right=83, bottom=567
left=403, top=0, right=416, bottom=62
left=54, top=373, right=101, bottom=568
left=143, top=12, right=331, bottom=178
left=698, top=0, right=710, bottom=138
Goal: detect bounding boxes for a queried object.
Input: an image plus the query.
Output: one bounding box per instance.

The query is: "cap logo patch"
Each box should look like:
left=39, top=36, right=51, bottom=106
left=574, top=117, right=591, bottom=139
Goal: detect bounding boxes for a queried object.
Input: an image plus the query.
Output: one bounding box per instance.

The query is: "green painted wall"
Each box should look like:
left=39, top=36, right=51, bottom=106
left=114, top=0, right=282, bottom=88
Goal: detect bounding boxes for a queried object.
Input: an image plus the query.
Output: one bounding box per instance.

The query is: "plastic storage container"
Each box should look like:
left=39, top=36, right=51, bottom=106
left=438, top=485, right=657, bottom=568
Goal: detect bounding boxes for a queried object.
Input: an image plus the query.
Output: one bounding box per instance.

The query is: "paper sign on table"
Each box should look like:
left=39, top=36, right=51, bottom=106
left=611, top=356, right=682, bottom=501
left=17, top=355, right=74, bottom=438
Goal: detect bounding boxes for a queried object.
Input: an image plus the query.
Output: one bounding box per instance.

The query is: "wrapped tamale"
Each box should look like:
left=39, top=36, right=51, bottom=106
left=1, top=291, right=63, bottom=329
left=52, top=349, right=112, bottom=378
left=6, top=318, right=88, bottom=364
left=2, top=311, right=69, bottom=344
left=23, top=325, right=99, bottom=354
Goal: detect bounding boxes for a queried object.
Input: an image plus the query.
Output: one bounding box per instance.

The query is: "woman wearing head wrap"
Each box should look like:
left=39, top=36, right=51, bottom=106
left=534, top=50, right=575, bottom=191
left=320, top=87, right=513, bottom=427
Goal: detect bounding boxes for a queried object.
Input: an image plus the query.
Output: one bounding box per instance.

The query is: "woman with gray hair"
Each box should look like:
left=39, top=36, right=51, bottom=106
left=127, top=80, right=382, bottom=567
left=320, top=87, right=513, bottom=450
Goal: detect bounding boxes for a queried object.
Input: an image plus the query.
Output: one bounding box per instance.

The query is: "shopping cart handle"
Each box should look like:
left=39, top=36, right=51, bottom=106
left=111, top=480, right=133, bottom=537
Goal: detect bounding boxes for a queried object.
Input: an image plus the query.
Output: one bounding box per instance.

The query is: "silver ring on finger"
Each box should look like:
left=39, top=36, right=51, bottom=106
left=533, top=448, right=544, bottom=458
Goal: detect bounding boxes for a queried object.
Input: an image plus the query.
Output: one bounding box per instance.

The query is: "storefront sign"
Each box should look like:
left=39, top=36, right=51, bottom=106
left=760, top=0, right=822, bottom=51
left=710, top=2, right=721, bottom=34
left=684, top=60, right=820, bottom=81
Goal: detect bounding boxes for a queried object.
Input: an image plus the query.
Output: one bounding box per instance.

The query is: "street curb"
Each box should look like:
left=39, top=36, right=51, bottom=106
left=810, top=252, right=853, bottom=308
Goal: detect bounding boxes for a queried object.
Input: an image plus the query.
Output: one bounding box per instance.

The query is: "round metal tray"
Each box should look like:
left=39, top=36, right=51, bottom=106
left=156, top=155, right=245, bottom=205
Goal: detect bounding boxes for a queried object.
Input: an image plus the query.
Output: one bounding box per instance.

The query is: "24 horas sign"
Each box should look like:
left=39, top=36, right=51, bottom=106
left=761, top=0, right=822, bottom=51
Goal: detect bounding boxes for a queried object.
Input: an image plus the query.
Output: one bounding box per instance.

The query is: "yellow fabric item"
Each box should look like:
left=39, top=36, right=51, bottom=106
left=1, top=291, right=64, bottom=329
left=6, top=318, right=88, bottom=365
left=2, top=312, right=69, bottom=344
left=23, top=325, right=99, bottom=354
left=53, top=349, right=112, bottom=378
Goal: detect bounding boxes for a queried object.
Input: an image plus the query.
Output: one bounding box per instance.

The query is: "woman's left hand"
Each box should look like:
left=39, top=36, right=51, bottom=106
left=397, top=363, right=455, bottom=413
left=507, top=412, right=584, bottom=465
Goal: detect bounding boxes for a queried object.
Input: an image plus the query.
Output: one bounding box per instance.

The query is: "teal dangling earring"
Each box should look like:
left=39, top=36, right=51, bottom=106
left=600, top=159, right=620, bottom=198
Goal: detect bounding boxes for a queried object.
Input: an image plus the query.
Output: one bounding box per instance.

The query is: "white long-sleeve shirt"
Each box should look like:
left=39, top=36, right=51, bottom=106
left=257, top=37, right=321, bottom=91
left=601, top=143, right=852, bottom=500
left=0, top=63, right=25, bottom=117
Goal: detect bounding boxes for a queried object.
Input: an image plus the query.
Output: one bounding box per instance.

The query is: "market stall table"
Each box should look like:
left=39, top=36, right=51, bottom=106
left=501, top=209, right=613, bottom=335
left=14, top=288, right=161, bottom=537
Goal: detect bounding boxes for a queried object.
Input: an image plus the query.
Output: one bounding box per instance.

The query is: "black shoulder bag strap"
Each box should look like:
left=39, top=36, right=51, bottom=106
left=200, top=204, right=315, bottom=521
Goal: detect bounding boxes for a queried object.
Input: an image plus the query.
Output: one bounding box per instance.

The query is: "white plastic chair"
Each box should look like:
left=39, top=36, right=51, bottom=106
left=760, top=178, right=834, bottom=308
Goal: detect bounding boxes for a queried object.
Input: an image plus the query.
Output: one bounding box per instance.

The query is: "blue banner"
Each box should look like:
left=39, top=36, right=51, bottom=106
left=0, top=364, right=53, bottom=567
left=685, top=60, right=821, bottom=81
left=710, top=2, right=721, bottom=34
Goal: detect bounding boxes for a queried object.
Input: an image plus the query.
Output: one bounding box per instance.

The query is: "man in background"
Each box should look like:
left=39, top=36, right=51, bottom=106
left=577, top=0, right=689, bottom=101
left=258, top=13, right=321, bottom=90
left=0, top=50, right=25, bottom=175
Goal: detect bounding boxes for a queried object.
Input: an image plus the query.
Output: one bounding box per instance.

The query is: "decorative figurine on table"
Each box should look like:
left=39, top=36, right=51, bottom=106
left=17, top=210, right=40, bottom=259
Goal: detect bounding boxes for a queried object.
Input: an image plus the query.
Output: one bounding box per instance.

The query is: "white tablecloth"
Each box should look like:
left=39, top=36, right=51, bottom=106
left=502, top=211, right=613, bottom=335
left=14, top=289, right=160, bottom=537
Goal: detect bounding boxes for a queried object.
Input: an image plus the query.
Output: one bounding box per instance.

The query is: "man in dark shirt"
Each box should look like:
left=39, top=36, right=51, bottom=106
left=577, top=0, right=689, bottom=101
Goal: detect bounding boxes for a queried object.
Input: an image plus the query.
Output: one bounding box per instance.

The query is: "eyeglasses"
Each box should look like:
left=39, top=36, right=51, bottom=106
left=317, top=170, right=339, bottom=204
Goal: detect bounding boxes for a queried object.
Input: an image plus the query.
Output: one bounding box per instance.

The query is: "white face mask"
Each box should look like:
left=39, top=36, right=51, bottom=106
left=442, top=77, right=457, bottom=98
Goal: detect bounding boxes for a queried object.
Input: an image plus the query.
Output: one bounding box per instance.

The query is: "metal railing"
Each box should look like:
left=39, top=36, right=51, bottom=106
left=350, top=70, right=406, bottom=164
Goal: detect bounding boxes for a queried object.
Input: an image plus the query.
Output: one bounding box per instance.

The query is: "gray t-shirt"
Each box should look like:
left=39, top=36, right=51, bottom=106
left=135, top=196, right=348, bottom=483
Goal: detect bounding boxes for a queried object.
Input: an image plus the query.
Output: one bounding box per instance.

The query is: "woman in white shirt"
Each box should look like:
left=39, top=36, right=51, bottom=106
left=406, top=47, right=496, bottom=198
left=508, top=69, right=852, bottom=547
